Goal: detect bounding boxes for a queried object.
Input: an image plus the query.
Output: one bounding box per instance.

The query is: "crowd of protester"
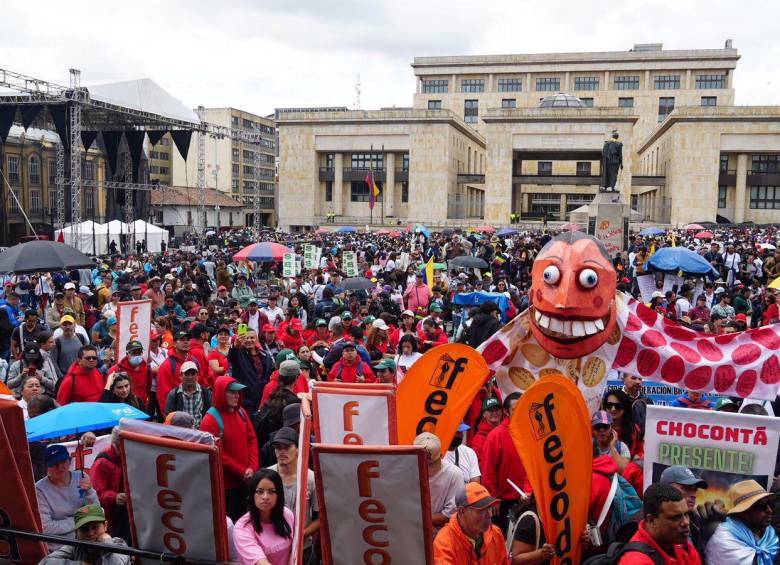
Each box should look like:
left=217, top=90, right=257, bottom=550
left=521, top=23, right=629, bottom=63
left=3, top=223, right=780, bottom=564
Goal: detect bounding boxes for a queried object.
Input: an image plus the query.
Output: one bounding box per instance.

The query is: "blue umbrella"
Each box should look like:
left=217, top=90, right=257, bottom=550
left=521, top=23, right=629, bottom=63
left=639, top=227, right=666, bottom=236
left=647, top=247, right=719, bottom=277
left=497, top=228, right=518, bottom=237
left=26, top=402, right=150, bottom=441
left=337, top=226, right=357, bottom=233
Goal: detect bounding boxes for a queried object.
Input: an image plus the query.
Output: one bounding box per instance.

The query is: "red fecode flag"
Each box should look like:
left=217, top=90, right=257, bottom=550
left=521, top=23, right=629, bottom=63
left=509, top=374, right=593, bottom=565
left=0, top=398, right=48, bottom=564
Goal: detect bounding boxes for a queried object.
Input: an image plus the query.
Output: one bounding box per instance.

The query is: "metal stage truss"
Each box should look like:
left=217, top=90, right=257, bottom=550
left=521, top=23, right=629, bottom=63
left=0, top=67, right=271, bottom=243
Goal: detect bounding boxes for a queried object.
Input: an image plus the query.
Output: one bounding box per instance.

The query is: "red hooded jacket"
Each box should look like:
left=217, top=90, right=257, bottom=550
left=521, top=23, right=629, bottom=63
left=200, top=376, right=259, bottom=489
left=481, top=419, right=532, bottom=500
left=189, top=339, right=213, bottom=389
left=418, top=327, right=448, bottom=352
left=276, top=323, right=304, bottom=351
left=470, top=418, right=500, bottom=469
left=156, top=350, right=201, bottom=410
left=326, top=358, right=376, bottom=383
left=89, top=444, right=123, bottom=534
left=56, top=362, right=105, bottom=405
left=108, top=357, right=151, bottom=404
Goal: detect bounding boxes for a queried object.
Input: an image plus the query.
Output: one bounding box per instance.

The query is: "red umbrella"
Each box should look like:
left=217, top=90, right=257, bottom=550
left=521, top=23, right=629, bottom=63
left=684, top=223, right=704, bottom=230
left=315, top=227, right=330, bottom=234
left=475, top=225, right=496, bottom=233
left=559, top=222, right=584, bottom=232
left=388, top=231, right=403, bottom=238
left=376, top=229, right=391, bottom=234
left=694, top=230, right=714, bottom=239
left=233, top=242, right=293, bottom=262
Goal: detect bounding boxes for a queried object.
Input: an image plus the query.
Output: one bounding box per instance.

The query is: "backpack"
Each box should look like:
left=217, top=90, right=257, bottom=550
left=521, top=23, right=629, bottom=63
left=582, top=541, right=663, bottom=565
left=205, top=405, right=247, bottom=437
left=599, top=473, right=644, bottom=545
left=337, top=360, right=364, bottom=381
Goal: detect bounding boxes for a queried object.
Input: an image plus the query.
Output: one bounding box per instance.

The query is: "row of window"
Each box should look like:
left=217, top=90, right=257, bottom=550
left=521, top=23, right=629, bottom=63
left=527, top=193, right=595, bottom=216
left=232, top=147, right=276, bottom=162
left=324, top=181, right=411, bottom=203
left=7, top=156, right=96, bottom=184
left=148, top=151, right=170, bottom=160
left=8, top=189, right=96, bottom=216
left=231, top=116, right=275, bottom=135
left=149, top=166, right=169, bottom=175
left=422, top=74, right=727, bottom=93
left=526, top=162, right=593, bottom=176
left=717, top=185, right=780, bottom=210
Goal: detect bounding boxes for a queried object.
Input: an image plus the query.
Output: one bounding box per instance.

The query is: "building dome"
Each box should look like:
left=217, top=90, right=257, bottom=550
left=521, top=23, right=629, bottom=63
left=537, top=92, right=588, bottom=108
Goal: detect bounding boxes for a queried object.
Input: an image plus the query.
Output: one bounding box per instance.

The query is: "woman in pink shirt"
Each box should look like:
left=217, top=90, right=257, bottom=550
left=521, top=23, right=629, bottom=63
left=233, top=469, right=294, bottom=565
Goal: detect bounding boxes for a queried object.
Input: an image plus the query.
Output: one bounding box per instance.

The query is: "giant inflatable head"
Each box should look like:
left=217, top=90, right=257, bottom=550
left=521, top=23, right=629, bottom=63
left=529, top=232, right=617, bottom=359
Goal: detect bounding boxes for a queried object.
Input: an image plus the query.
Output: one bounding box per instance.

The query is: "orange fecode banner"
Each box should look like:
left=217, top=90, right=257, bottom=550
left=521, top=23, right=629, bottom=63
left=396, top=343, right=489, bottom=448
left=509, top=374, right=593, bottom=565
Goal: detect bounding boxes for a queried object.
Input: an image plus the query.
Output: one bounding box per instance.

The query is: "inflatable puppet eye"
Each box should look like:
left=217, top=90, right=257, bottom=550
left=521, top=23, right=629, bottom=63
left=543, top=265, right=560, bottom=285
left=579, top=268, right=599, bottom=289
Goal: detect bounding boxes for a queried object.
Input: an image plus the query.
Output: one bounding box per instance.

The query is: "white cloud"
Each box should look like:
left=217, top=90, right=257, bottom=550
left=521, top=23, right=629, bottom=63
left=1, top=0, right=778, bottom=115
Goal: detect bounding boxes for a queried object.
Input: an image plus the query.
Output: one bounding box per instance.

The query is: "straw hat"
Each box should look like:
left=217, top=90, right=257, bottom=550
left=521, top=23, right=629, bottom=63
left=727, top=480, right=777, bottom=514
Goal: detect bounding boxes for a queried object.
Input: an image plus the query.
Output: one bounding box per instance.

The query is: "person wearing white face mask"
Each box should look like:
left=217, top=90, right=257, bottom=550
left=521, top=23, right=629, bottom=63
left=106, top=340, right=151, bottom=409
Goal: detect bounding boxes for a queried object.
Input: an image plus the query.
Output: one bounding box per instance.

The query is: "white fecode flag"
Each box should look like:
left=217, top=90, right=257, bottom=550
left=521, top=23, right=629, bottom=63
left=63, top=434, right=112, bottom=471
left=120, top=431, right=229, bottom=564
left=117, top=300, right=152, bottom=361
left=312, top=383, right=397, bottom=445
left=313, top=445, right=433, bottom=564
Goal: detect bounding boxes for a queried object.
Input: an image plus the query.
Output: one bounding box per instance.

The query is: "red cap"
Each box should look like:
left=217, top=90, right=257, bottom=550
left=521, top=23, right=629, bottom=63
left=218, top=285, right=227, bottom=291
left=263, top=323, right=275, bottom=333
left=735, top=313, right=747, bottom=322
left=291, top=318, right=304, bottom=331
left=150, top=331, right=161, bottom=340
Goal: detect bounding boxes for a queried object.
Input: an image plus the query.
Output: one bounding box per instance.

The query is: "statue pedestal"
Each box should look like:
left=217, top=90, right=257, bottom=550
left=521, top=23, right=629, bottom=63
left=587, top=192, right=630, bottom=256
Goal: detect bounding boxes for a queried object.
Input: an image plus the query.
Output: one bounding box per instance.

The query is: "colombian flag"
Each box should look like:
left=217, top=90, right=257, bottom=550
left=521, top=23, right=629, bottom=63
left=423, top=256, right=435, bottom=290
left=366, top=159, right=380, bottom=210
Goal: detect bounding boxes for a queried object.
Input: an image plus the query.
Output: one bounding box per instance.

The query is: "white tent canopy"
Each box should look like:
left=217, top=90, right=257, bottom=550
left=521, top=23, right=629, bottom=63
left=60, top=221, right=107, bottom=256
left=129, top=220, right=169, bottom=253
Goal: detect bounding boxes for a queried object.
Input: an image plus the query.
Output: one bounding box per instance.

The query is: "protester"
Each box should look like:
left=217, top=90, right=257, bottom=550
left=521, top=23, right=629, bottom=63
left=56, top=345, right=105, bottom=405
left=107, top=340, right=150, bottom=407
left=444, top=422, right=481, bottom=484
left=89, top=428, right=130, bottom=542
left=163, top=360, right=212, bottom=426
left=470, top=397, right=503, bottom=467
left=232, top=468, right=294, bottom=565
left=414, top=432, right=466, bottom=536
left=100, top=372, right=145, bottom=411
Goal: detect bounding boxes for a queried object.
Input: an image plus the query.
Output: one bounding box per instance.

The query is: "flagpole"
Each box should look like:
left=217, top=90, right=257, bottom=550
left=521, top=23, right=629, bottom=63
left=369, top=144, right=373, bottom=226
left=381, top=144, right=385, bottom=225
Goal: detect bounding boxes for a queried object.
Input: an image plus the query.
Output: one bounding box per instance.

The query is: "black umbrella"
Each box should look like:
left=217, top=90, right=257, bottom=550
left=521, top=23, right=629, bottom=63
left=0, top=240, right=95, bottom=274
left=448, top=256, right=489, bottom=269
left=342, top=277, right=373, bottom=291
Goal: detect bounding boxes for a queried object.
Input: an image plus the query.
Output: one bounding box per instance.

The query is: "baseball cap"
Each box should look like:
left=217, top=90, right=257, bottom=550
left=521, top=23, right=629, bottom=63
left=227, top=381, right=247, bottom=392
left=79, top=285, right=93, bottom=296
left=735, top=313, right=747, bottom=322
left=374, top=358, right=396, bottom=372
left=279, top=359, right=301, bottom=378
left=44, top=444, right=71, bottom=467
left=150, top=331, right=162, bottom=341
left=218, top=285, right=227, bottom=291
left=290, top=318, right=304, bottom=331
left=174, top=330, right=189, bottom=341
left=271, top=426, right=298, bottom=447
left=63, top=282, right=76, bottom=290
left=315, top=318, right=328, bottom=327
left=341, top=310, right=353, bottom=320
left=262, top=323, right=275, bottom=333
left=74, top=504, right=106, bottom=530
left=180, top=361, right=199, bottom=374
left=651, top=291, right=664, bottom=299
left=429, top=303, right=443, bottom=313
left=401, top=309, right=415, bottom=318
left=341, top=341, right=357, bottom=350
left=328, top=316, right=342, bottom=332
left=371, top=319, right=389, bottom=331
left=282, top=403, right=302, bottom=427
left=715, top=398, right=737, bottom=411
left=482, top=397, right=501, bottom=413
left=60, top=314, right=75, bottom=325
left=455, top=482, right=500, bottom=509
left=54, top=291, right=65, bottom=298
left=457, top=422, right=470, bottom=433
left=275, top=349, right=298, bottom=366
left=126, top=340, right=143, bottom=353
left=591, top=410, right=613, bottom=427
left=659, top=465, right=708, bottom=489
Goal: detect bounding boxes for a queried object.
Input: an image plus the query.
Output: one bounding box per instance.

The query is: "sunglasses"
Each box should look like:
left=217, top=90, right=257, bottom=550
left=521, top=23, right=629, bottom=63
left=605, top=402, right=624, bottom=410
left=82, top=356, right=98, bottom=361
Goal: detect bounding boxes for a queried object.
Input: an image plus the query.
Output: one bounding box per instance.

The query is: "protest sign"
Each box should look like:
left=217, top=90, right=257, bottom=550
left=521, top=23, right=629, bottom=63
left=60, top=433, right=112, bottom=471
left=396, top=343, right=489, bottom=448
left=282, top=252, right=296, bottom=278
left=509, top=374, right=592, bottom=565
left=290, top=409, right=312, bottom=565
left=312, top=383, right=397, bottom=445
left=120, top=431, right=229, bottom=564
left=644, top=405, right=780, bottom=508
left=117, top=299, right=152, bottom=361
left=0, top=399, right=47, bottom=564
left=636, top=274, right=656, bottom=304
left=313, top=444, right=433, bottom=565
left=343, top=251, right=359, bottom=277
left=662, top=273, right=684, bottom=294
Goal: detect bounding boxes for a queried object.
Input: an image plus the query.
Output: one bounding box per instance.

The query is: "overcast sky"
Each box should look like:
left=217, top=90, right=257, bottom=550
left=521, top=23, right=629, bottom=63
left=3, top=0, right=779, bottom=117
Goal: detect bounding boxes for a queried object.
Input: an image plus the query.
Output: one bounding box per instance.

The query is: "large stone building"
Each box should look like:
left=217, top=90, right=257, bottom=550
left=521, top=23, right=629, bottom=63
left=278, top=41, right=780, bottom=229
left=173, top=108, right=277, bottom=227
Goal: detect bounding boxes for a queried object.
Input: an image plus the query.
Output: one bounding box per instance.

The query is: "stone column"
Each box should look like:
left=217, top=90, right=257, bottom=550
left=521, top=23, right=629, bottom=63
left=559, top=194, right=567, bottom=221
left=686, top=69, right=692, bottom=90
left=564, top=72, right=570, bottom=91
left=334, top=153, right=343, bottom=216
left=385, top=153, right=395, bottom=218
left=604, top=71, right=610, bottom=90
left=644, top=70, right=651, bottom=89
left=734, top=153, right=748, bottom=223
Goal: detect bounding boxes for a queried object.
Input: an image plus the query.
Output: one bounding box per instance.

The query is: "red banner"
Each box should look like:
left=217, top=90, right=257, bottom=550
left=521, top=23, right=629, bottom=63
left=509, top=374, right=593, bottom=565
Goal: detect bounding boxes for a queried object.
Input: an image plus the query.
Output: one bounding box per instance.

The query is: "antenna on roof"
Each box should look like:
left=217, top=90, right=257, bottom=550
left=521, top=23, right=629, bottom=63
left=354, top=74, right=361, bottom=110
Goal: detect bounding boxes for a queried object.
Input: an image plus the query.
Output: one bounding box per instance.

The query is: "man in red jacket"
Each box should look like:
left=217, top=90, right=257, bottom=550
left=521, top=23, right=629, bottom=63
left=419, top=319, right=448, bottom=352
left=470, top=397, right=503, bottom=468
left=89, top=428, right=129, bottom=541
left=200, top=376, right=259, bottom=521
left=326, top=342, right=376, bottom=383
left=618, top=483, right=702, bottom=564
left=56, top=345, right=105, bottom=405
left=481, top=392, right=530, bottom=534
left=107, top=340, right=150, bottom=406
left=156, top=331, right=198, bottom=410
left=188, top=324, right=213, bottom=389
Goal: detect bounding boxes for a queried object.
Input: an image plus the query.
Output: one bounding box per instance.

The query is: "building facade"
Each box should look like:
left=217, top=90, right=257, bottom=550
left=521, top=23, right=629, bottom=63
left=277, top=41, right=780, bottom=229
left=150, top=185, right=244, bottom=235
left=146, top=133, right=174, bottom=185
left=172, top=107, right=277, bottom=227
left=2, top=126, right=106, bottom=242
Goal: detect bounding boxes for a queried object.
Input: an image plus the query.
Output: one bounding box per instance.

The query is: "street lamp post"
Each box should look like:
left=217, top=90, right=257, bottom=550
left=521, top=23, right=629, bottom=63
left=215, top=205, right=221, bottom=233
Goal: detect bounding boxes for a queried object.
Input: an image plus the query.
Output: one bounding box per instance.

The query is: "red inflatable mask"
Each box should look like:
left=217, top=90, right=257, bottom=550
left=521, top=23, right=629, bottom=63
left=529, top=232, right=617, bottom=359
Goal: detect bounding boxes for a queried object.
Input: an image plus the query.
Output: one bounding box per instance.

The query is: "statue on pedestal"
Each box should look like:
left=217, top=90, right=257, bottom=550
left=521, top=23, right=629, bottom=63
left=600, top=130, right=623, bottom=192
